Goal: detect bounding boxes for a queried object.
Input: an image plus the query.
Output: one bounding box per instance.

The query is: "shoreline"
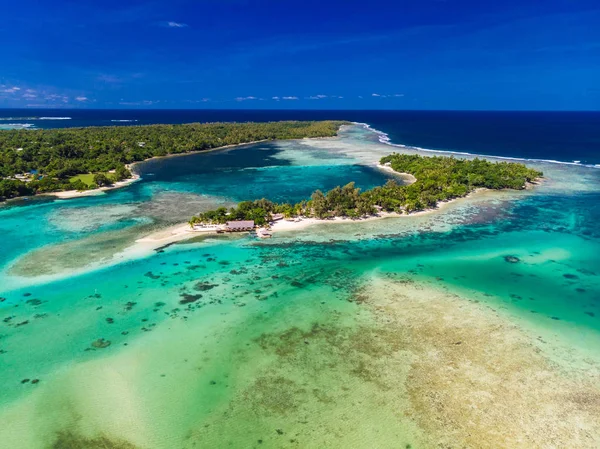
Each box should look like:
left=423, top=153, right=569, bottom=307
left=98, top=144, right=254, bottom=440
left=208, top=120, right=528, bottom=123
left=128, top=139, right=269, bottom=167
left=47, top=169, right=141, bottom=199
left=38, top=135, right=352, bottom=202
left=21, top=122, right=547, bottom=203
left=2, top=157, right=539, bottom=290
left=43, top=140, right=270, bottom=200
left=376, top=163, right=417, bottom=184
left=135, top=186, right=493, bottom=246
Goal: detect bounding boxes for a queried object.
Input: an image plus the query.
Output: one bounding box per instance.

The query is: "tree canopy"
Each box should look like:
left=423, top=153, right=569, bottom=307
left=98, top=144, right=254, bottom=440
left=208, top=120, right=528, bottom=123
left=0, top=120, right=346, bottom=200
left=190, top=153, right=543, bottom=226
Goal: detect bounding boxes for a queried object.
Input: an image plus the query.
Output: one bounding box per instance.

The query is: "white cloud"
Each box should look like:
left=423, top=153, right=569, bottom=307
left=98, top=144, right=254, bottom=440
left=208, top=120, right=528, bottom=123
left=272, top=96, right=280, bottom=100
left=282, top=96, right=298, bottom=100
left=167, top=21, right=188, bottom=28
left=1, top=86, right=21, bottom=93
left=235, top=96, right=258, bottom=101
left=45, top=94, right=69, bottom=103
left=308, top=94, right=328, bottom=100
left=22, top=93, right=37, bottom=99
left=371, top=93, right=404, bottom=98
left=75, top=96, right=89, bottom=102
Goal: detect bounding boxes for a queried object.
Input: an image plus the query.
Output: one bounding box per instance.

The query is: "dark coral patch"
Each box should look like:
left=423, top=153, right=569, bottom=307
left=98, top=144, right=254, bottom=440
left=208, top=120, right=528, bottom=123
left=194, top=282, right=218, bottom=291
left=124, top=301, right=137, bottom=311
left=51, top=431, right=138, bottom=449
left=179, top=294, right=202, bottom=305
left=91, top=338, right=111, bottom=349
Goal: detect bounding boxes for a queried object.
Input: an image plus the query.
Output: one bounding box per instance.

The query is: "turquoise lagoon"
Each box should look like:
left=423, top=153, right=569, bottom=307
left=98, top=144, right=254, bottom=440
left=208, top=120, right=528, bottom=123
left=1, top=125, right=600, bottom=448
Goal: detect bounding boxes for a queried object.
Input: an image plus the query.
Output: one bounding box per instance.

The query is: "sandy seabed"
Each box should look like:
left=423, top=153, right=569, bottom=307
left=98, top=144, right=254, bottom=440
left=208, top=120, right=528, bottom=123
left=1, top=273, right=598, bottom=449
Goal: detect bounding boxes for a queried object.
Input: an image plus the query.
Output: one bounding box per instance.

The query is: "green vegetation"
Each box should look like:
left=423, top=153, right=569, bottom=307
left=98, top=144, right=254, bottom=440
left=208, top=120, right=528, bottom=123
left=68, top=171, right=126, bottom=190
left=0, top=121, right=345, bottom=200
left=190, top=153, right=542, bottom=225
left=368, top=153, right=542, bottom=212
left=68, top=173, right=96, bottom=186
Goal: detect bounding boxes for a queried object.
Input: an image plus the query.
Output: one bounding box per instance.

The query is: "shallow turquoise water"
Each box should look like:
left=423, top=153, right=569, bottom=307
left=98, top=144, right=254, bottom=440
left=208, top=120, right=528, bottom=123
left=1, top=126, right=599, bottom=447
left=0, top=140, right=394, bottom=273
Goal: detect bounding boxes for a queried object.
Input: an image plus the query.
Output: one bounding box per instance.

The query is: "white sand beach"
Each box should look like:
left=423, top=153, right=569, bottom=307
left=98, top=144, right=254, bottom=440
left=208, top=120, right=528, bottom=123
left=131, top=186, right=495, bottom=249
left=376, top=163, right=417, bottom=184
left=48, top=172, right=141, bottom=199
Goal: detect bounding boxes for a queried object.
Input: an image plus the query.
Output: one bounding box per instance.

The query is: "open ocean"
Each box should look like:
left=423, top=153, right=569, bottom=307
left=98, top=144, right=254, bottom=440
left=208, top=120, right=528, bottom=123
left=1, top=108, right=599, bottom=165
left=1, top=115, right=600, bottom=447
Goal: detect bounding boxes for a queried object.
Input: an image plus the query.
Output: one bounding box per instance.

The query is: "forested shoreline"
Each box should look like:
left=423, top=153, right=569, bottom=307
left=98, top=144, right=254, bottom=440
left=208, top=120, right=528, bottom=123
left=0, top=120, right=345, bottom=200
left=190, top=153, right=543, bottom=226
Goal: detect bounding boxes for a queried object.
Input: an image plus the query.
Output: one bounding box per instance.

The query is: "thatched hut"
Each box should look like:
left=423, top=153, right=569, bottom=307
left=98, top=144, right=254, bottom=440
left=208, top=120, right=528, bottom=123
left=225, top=220, right=255, bottom=232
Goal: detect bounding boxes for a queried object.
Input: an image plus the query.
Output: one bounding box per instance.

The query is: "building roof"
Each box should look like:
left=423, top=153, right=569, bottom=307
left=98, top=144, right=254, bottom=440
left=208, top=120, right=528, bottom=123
left=225, top=220, right=255, bottom=229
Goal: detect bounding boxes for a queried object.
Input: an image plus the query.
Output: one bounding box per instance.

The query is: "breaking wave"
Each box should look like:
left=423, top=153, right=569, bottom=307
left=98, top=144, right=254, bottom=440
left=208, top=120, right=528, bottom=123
left=0, top=123, right=36, bottom=130
left=353, top=122, right=600, bottom=169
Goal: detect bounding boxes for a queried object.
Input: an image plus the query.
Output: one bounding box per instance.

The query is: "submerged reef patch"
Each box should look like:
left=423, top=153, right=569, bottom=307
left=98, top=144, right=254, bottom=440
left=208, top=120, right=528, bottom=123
left=91, top=338, right=111, bottom=349
left=179, top=293, right=202, bottom=304
left=51, top=431, right=138, bottom=449
left=194, top=282, right=219, bottom=291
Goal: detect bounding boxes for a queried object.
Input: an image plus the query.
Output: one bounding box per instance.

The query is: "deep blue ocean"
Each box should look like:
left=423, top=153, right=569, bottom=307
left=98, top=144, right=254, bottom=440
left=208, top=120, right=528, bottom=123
left=1, top=109, right=599, bottom=165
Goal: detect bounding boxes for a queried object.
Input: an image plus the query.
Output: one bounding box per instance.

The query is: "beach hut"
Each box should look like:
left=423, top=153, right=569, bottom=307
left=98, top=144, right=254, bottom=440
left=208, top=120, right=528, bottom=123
left=225, top=220, right=255, bottom=232
left=271, top=213, right=284, bottom=221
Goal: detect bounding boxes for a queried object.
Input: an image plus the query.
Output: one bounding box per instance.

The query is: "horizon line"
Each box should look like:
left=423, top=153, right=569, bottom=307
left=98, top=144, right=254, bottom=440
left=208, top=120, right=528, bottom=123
left=0, top=108, right=599, bottom=113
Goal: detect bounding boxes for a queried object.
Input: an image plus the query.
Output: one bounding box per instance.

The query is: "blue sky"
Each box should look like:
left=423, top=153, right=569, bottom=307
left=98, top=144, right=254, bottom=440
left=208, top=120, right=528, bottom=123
left=1, top=0, right=599, bottom=110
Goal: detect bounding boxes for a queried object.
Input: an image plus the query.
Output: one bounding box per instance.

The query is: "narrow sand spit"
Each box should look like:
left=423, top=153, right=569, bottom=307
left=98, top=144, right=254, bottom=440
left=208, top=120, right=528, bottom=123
left=376, top=163, right=417, bottom=184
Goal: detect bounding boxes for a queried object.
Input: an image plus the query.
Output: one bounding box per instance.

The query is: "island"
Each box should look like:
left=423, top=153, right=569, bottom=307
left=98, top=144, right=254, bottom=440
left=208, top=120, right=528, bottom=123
left=189, top=153, right=543, bottom=229
left=0, top=120, right=346, bottom=201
